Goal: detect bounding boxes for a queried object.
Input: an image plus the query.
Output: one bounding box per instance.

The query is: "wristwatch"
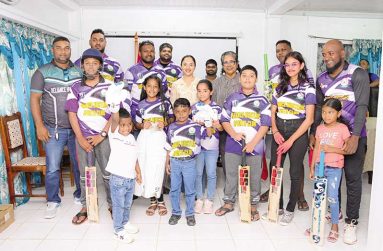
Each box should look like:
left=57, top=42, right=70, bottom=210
left=100, top=131, right=107, bottom=137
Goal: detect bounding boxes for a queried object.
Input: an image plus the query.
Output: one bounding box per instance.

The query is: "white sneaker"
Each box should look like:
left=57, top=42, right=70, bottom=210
left=114, top=230, right=134, bottom=243
left=203, top=199, right=214, bottom=214
left=123, top=222, right=139, bottom=234
left=73, top=197, right=82, bottom=205
left=44, top=202, right=60, bottom=219
left=194, top=199, right=204, bottom=214
left=344, top=220, right=357, bottom=245
left=279, top=211, right=294, bottom=226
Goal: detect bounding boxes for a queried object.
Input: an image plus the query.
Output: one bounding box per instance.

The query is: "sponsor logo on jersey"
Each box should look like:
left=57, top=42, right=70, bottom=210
left=188, top=127, right=196, bottom=135
left=297, top=92, right=305, bottom=100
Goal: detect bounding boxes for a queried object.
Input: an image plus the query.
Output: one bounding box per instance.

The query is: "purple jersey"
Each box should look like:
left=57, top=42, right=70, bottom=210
left=191, top=101, right=222, bottom=151
left=75, top=53, right=124, bottom=83
left=272, top=82, right=316, bottom=120
left=317, top=64, right=367, bottom=137
left=153, top=59, right=182, bottom=96
left=221, top=89, right=271, bottom=155
left=166, top=119, right=201, bottom=158
left=135, top=97, right=174, bottom=125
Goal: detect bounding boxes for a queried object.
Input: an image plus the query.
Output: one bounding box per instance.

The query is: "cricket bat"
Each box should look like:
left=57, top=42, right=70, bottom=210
left=238, top=139, right=251, bottom=223
left=267, top=152, right=283, bottom=222
left=310, top=151, right=327, bottom=245
left=264, top=54, right=273, bottom=102
left=85, top=152, right=99, bottom=223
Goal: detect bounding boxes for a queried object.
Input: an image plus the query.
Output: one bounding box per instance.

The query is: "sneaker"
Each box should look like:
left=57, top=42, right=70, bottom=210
left=168, top=214, right=181, bottom=225
left=343, top=219, right=357, bottom=245
left=114, top=230, right=134, bottom=243
left=73, top=197, right=81, bottom=205
left=44, top=202, right=60, bottom=219
left=279, top=211, right=294, bottom=226
left=123, top=222, right=139, bottom=234
left=195, top=199, right=204, bottom=214
left=325, top=210, right=343, bottom=224
left=186, top=215, right=196, bottom=226
left=203, top=199, right=214, bottom=214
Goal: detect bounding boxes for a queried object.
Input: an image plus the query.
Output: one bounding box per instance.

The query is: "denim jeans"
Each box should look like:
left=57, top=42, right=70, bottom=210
left=170, top=157, right=197, bottom=217
left=195, top=150, right=218, bottom=201
left=315, top=165, right=342, bottom=224
left=44, top=126, right=81, bottom=203
left=110, top=174, right=135, bottom=233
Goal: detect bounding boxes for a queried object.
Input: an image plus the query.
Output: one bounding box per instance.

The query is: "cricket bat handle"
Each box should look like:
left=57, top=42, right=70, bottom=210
left=87, top=151, right=95, bottom=166
left=276, top=152, right=282, bottom=167
left=241, top=138, right=247, bottom=166
left=318, top=151, right=325, bottom=177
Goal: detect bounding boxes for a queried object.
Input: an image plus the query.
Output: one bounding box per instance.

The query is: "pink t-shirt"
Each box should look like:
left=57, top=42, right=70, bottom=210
left=315, top=123, right=351, bottom=168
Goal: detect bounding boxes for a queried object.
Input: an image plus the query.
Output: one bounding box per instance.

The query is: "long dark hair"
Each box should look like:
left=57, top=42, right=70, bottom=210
left=276, top=51, right=308, bottom=97
left=322, top=98, right=347, bottom=126
left=140, top=75, right=169, bottom=124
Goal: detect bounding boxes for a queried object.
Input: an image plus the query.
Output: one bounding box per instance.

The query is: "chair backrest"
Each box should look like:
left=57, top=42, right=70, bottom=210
left=0, top=112, right=28, bottom=166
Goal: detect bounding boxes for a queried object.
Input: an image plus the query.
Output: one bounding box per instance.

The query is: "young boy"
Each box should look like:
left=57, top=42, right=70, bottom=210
left=214, top=65, right=271, bottom=221
left=107, top=107, right=142, bottom=243
left=165, top=98, right=201, bottom=226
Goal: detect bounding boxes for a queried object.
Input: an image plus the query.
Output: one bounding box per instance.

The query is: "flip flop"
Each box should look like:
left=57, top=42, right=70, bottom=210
left=327, top=230, right=339, bottom=243
left=72, top=211, right=88, bottom=225
left=215, top=205, right=234, bottom=216
left=251, top=206, right=260, bottom=221
left=260, top=190, right=269, bottom=203
left=298, top=200, right=309, bottom=211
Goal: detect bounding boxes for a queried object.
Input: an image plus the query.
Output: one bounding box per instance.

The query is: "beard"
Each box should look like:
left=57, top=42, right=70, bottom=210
left=326, top=59, right=343, bottom=74
left=160, top=56, right=171, bottom=63
left=141, top=57, right=154, bottom=65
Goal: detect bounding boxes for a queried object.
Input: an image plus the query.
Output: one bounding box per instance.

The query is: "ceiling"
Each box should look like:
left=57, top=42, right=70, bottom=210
left=71, top=0, right=383, bottom=14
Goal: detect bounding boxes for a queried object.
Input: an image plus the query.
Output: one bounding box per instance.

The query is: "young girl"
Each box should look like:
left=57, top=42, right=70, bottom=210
left=191, top=79, right=223, bottom=214
left=134, top=75, right=174, bottom=216
left=309, top=98, right=350, bottom=243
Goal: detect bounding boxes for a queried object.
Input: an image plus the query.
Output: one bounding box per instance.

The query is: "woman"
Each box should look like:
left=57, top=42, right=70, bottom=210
left=270, top=51, right=315, bottom=226
left=170, top=55, right=200, bottom=105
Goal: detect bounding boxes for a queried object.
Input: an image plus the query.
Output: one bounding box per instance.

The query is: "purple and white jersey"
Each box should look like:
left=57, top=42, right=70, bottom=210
left=75, top=53, right=124, bottom=83
left=191, top=101, right=222, bottom=151
left=317, top=64, right=366, bottom=137
left=272, top=82, right=316, bottom=120
left=165, top=119, right=201, bottom=158
left=124, top=61, right=167, bottom=117
left=135, top=97, right=174, bottom=125
left=221, top=89, right=271, bottom=155
left=153, top=59, right=182, bottom=96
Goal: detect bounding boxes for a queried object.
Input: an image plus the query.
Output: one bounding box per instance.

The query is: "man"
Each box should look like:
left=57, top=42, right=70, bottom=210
left=30, top=36, right=82, bottom=219
left=359, top=59, right=379, bottom=117
left=125, top=40, right=166, bottom=119
left=75, top=29, right=124, bottom=83
left=310, top=39, right=369, bottom=245
left=212, top=51, right=241, bottom=178
left=205, top=59, right=218, bottom=82
left=260, top=40, right=313, bottom=211
left=153, top=42, right=182, bottom=97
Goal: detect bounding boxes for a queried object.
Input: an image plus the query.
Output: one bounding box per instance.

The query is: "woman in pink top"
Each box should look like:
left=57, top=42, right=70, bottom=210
left=309, top=98, right=351, bottom=243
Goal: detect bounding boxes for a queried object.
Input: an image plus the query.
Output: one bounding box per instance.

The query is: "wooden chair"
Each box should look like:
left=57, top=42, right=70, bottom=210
left=0, top=112, right=46, bottom=206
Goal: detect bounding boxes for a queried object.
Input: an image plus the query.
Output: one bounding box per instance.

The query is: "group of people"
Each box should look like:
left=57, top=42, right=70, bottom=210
left=30, top=28, right=372, bottom=245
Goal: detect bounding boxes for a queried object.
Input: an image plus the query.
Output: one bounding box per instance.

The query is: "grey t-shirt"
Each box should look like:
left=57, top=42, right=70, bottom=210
left=212, top=72, right=241, bottom=107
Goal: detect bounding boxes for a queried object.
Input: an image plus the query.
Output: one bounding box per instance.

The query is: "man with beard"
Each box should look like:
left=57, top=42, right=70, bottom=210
left=30, top=37, right=82, bottom=219
left=153, top=43, right=182, bottom=97
left=205, top=59, right=218, bottom=82
left=75, top=29, right=124, bottom=83
left=310, top=39, right=369, bottom=245
left=125, top=40, right=166, bottom=120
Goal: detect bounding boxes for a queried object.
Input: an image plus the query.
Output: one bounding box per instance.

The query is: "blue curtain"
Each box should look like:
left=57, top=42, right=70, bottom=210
left=350, top=39, right=382, bottom=76
left=0, top=18, right=55, bottom=205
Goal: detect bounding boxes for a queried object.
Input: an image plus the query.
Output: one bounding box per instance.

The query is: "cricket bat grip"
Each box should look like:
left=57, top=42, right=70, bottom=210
left=241, top=138, right=247, bottom=166
left=318, top=151, right=325, bottom=177
left=276, top=152, right=282, bottom=167
left=87, top=151, right=95, bottom=166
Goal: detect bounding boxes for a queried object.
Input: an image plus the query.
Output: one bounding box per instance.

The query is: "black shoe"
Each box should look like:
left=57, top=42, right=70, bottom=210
left=133, top=195, right=138, bottom=200
left=163, top=187, right=170, bottom=195
left=168, top=214, right=181, bottom=225
left=108, top=207, right=113, bottom=219
left=186, top=215, right=196, bottom=226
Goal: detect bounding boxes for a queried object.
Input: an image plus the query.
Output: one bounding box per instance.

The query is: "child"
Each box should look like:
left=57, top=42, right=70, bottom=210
left=134, top=75, right=174, bottom=216
left=191, top=79, right=223, bottom=214
left=309, top=98, right=350, bottom=243
left=165, top=98, right=201, bottom=226
left=214, top=65, right=271, bottom=221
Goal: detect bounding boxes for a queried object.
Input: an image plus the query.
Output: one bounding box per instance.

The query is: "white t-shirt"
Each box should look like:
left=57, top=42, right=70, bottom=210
left=105, top=127, right=138, bottom=179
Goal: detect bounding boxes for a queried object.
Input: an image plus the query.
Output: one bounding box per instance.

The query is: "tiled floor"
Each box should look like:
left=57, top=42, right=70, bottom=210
left=0, top=163, right=371, bottom=251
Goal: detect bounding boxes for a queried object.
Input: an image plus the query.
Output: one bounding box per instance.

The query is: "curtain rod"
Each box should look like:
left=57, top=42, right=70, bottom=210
left=308, top=35, right=353, bottom=42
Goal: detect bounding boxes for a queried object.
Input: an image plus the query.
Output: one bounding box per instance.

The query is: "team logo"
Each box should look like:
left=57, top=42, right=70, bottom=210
left=319, top=83, right=327, bottom=89
left=79, top=92, right=85, bottom=98
left=340, top=79, right=349, bottom=87
left=140, top=108, right=145, bottom=116
left=100, top=89, right=107, bottom=97
left=157, top=73, right=162, bottom=79
left=232, top=100, right=238, bottom=107
left=107, top=65, right=114, bottom=71
left=253, top=100, right=260, bottom=107
left=297, top=92, right=304, bottom=100
left=188, top=127, right=196, bottom=135
left=171, top=69, right=176, bottom=74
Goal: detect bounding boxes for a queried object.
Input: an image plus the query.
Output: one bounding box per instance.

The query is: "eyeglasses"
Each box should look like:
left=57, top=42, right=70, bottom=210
left=223, top=60, right=236, bottom=66
left=284, top=62, right=300, bottom=69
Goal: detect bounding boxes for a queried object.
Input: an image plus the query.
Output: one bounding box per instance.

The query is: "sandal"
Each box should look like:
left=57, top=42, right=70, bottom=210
left=327, top=230, right=339, bottom=243
left=72, top=211, right=88, bottom=225
left=260, top=190, right=269, bottom=203
left=146, top=200, right=158, bottom=216
left=298, top=200, right=309, bottom=211
left=157, top=201, right=168, bottom=216
left=251, top=206, right=260, bottom=221
left=215, top=204, right=234, bottom=216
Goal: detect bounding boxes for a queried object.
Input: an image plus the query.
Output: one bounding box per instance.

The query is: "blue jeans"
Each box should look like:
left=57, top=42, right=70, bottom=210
left=315, top=165, right=342, bottom=224
left=195, top=150, right=218, bottom=201
left=44, top=126, right=81, bottom=203
left=110, top=174, right=135, bottom=233
left=170, top=157, right=197, bottom=217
